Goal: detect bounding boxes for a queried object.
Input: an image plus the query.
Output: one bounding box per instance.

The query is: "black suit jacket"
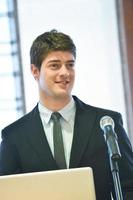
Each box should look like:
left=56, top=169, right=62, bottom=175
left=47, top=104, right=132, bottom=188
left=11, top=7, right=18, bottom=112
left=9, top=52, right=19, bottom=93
left=0, top=96, right=133, bottom=199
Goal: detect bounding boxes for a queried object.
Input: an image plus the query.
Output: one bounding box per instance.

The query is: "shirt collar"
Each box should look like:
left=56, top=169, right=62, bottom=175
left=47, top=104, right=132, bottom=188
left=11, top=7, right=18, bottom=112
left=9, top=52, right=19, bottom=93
left=59, top=98, right=75, bottom=122
left=38, top=97, right=76, bottom=124
left=38, top=103, right=52, bottom=124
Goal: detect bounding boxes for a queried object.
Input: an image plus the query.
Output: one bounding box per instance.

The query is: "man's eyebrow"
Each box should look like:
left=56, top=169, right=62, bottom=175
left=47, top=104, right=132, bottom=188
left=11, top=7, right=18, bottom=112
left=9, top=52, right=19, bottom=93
left=47, top=59, right=75, bottom=63
left=66, top=60, right=75, bottom=63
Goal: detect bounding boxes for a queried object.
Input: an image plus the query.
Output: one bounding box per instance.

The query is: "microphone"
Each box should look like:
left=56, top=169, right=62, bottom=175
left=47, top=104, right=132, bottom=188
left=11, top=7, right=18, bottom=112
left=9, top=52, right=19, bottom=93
left=100, top=116, right=121, bottom=160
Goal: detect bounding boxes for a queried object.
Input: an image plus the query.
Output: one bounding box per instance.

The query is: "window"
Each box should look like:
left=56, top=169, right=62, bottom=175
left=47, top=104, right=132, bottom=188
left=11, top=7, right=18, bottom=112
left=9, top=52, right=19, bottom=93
left=0, top=0, right=25, bottom=137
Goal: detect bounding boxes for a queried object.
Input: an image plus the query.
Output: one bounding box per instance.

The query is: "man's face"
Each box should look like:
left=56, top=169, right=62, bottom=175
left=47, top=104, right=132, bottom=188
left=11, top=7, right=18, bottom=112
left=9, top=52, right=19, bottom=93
left=31, top=51, right=75, bottom=100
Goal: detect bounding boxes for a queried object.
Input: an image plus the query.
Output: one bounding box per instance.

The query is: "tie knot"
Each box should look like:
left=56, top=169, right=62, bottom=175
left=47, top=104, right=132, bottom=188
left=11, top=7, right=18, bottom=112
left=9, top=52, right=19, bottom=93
left=51, top=112, right=61, bottom=121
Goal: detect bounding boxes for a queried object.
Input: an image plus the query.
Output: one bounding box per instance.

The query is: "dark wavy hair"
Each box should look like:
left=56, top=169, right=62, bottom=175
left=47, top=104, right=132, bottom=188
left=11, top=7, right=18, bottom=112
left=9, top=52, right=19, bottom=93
left=30, top=29, right=76, bottom=69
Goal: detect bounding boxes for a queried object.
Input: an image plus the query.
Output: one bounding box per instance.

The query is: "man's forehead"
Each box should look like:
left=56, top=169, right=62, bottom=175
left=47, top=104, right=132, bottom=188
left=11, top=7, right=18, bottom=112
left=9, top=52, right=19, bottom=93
left=44, top=51, right=75, bottom=63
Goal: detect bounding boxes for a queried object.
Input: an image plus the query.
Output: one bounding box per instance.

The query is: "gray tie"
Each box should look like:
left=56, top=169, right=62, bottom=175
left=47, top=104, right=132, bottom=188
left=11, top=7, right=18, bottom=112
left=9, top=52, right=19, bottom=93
left=51, top=112, right=67, bottom=169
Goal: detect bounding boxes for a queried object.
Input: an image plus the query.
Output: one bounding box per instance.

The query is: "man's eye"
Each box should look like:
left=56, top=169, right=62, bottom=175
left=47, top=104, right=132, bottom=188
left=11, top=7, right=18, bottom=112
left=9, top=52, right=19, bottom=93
left=50, top=64, right=60, bottom=69
left=67, top=63, right=74, bottom=68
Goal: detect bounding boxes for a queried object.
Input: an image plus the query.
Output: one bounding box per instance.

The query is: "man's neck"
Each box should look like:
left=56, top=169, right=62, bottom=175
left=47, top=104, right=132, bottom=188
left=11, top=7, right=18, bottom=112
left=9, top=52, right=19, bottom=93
left=39, top=95, right=72, bottom=111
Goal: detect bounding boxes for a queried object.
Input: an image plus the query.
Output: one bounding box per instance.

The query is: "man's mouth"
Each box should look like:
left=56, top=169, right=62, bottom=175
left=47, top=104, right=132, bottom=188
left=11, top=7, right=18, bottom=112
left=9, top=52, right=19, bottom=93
left=55, top=80, right=69, bottom=84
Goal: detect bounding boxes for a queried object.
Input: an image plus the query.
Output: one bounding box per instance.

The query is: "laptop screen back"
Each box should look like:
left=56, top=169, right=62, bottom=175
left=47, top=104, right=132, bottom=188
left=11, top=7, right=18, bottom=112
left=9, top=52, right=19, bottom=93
left=0, top=167, right=96, bottom=200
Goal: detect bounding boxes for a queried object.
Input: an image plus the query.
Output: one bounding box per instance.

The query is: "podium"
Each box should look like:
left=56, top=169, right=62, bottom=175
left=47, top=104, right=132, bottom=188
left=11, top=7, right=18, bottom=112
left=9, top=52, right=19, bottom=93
left=0, top=167, right=96, bottom=200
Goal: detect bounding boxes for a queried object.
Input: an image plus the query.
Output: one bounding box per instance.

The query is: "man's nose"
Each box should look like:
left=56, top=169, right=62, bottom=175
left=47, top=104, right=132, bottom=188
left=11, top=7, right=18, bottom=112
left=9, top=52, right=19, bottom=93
left=59, top=65, right=69, bottom=76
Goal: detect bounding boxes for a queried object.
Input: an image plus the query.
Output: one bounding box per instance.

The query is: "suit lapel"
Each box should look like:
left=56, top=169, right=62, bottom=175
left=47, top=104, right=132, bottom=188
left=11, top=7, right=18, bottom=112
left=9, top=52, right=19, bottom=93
left=69, top=97, right=97, bottom=168
left=24, top=99, right=97, bottom=170
left=25, top=106, right=58, bottom=170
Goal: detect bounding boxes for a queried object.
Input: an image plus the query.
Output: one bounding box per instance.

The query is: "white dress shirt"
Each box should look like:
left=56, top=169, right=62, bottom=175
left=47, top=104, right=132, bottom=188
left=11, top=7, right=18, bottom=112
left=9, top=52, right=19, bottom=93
left=38, top=97, right=76, bottom=168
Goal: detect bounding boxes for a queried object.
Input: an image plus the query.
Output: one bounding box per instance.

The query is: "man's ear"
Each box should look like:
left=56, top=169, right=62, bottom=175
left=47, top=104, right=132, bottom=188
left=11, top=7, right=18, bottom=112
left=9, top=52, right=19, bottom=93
left=31, top=64, right=40, bottom=80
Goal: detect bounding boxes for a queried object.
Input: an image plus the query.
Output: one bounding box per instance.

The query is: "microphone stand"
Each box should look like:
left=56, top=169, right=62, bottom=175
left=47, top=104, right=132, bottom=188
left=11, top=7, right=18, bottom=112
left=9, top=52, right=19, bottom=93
left=109, top=156, right=123, bottom=200
left=104, top=125, right=123, bottom=199
left=100, top=117, right=124, bottom=200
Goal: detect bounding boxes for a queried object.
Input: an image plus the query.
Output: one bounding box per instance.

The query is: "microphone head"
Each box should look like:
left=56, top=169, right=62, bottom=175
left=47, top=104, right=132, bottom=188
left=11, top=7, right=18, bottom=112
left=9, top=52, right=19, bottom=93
left=100, top=115, right=114, bottom=131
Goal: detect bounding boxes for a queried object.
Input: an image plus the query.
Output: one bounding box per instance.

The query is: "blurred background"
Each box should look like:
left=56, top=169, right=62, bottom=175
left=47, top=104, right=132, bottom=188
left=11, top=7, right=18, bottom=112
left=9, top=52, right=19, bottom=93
left=0, top=0, right=133, bottom=145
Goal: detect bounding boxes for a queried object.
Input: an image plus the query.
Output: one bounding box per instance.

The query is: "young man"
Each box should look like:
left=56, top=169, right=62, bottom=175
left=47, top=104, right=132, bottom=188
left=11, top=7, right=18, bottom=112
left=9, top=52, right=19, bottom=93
left=0, top=30, right=133, bottom=199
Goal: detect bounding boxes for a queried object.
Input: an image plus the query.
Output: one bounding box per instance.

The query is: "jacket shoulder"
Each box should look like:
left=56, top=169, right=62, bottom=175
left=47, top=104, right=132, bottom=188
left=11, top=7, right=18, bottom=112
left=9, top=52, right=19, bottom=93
left=1, top=105, right=38, bottom=138
left=73, top=95, right=122, bottom=118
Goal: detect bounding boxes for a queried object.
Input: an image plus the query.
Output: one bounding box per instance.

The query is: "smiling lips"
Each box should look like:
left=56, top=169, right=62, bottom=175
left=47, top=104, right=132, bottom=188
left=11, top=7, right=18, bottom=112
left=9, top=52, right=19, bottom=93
left=55, top=80, right=70, bottom=87
left=56, top=80, right=69, bottom=84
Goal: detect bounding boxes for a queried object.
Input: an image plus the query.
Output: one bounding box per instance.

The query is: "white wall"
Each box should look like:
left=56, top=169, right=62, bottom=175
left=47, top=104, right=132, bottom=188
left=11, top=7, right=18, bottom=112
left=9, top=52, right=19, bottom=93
left=17, top=0, right=127, bottom=130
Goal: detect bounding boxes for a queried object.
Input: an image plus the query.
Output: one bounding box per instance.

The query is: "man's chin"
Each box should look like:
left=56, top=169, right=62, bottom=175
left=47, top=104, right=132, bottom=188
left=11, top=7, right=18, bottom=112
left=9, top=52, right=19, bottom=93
left=53, top=92, right=71, bottom=100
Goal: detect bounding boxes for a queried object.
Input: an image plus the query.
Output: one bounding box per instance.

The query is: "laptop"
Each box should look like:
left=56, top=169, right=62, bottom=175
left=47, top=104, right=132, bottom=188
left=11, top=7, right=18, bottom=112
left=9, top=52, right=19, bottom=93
left=0, top=167, right=96, bottom=200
